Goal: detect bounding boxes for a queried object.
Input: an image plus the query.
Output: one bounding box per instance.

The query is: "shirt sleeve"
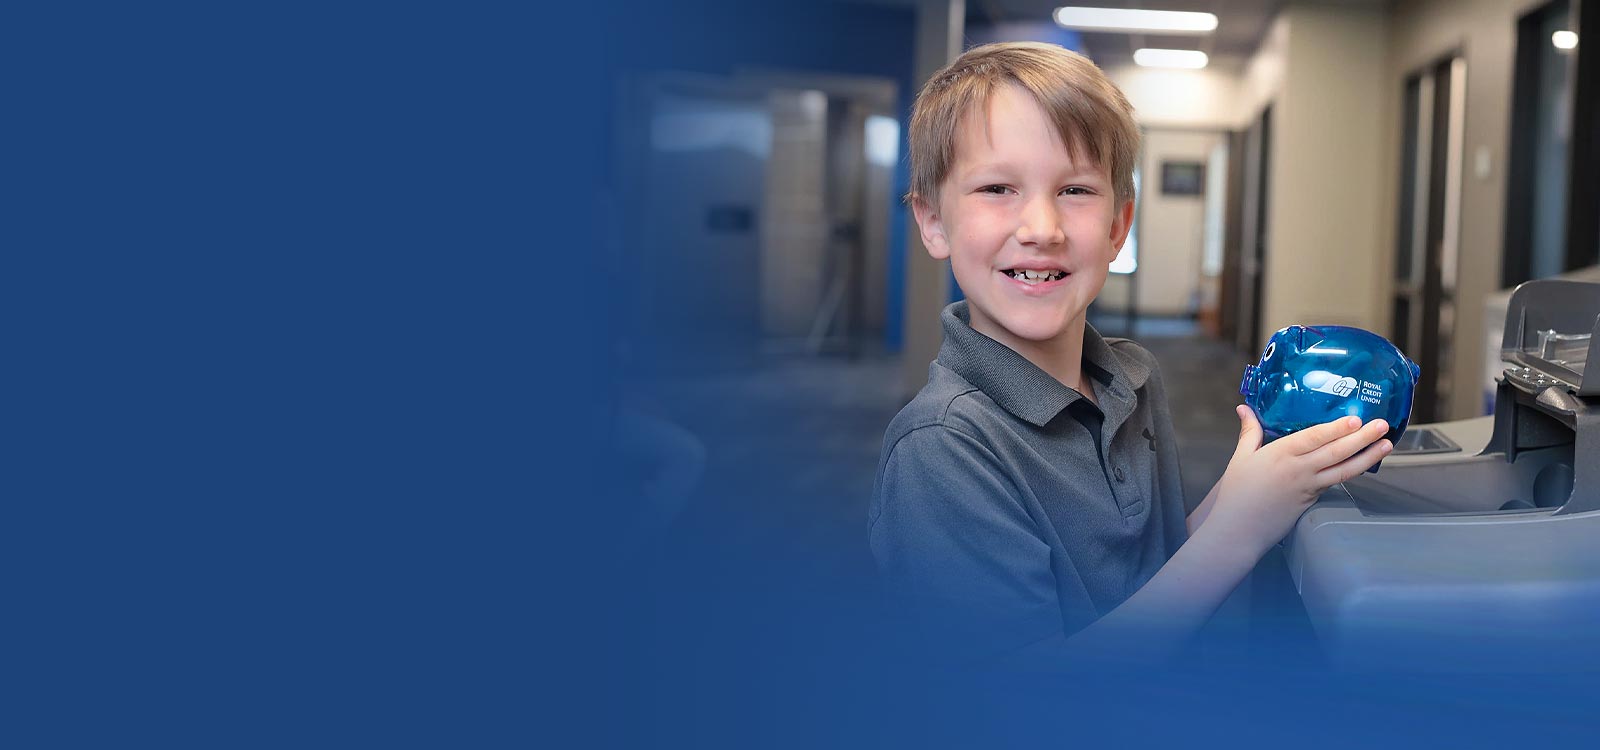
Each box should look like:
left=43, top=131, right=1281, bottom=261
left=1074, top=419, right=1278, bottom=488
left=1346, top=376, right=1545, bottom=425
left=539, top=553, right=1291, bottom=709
left=868, top=424, right=1064, bottom=661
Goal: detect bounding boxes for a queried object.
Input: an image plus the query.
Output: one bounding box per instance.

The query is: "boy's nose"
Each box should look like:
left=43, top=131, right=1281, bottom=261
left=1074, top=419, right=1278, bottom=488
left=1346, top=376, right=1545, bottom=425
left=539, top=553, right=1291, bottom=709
left=1015, top=197, right=1065, bottom=246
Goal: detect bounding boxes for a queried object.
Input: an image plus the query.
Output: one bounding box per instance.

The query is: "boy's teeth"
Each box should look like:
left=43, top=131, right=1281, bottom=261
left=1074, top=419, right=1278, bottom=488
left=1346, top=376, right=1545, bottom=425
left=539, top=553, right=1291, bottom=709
left=1009, top=269, right=1061, bottom=282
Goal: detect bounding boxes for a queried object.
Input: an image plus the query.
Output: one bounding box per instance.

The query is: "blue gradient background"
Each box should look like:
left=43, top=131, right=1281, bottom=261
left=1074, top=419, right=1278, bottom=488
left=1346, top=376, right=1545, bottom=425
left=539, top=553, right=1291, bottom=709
left=7, top=1, right=1599, bottom=746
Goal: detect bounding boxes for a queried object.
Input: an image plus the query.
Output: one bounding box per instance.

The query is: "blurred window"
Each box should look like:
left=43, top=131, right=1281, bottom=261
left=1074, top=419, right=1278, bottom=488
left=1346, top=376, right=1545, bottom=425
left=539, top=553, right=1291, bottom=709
left=1110, top=168, right=1140, bottom=274
left=1504, top=0, right=1579, bottom=285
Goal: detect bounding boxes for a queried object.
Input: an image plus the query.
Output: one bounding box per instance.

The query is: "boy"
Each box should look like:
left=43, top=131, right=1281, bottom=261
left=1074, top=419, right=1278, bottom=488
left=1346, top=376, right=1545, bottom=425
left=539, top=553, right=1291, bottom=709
left=868, top=42, right=1392, bottom=666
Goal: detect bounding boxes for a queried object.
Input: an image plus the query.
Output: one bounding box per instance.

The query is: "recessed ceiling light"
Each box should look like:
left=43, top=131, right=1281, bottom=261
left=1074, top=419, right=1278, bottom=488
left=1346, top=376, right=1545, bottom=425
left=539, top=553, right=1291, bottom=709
left=1053, top=7, right=1218, bottom=35
left=1553, top=30, right=1578, bottom=50
left=1133, top=48, right=1210, bottom=70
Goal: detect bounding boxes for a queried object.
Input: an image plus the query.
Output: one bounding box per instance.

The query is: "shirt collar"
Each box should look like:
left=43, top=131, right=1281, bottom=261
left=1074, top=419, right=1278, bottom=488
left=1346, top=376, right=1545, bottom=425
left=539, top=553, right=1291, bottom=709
left=937, top=301, right=1150, bottom=427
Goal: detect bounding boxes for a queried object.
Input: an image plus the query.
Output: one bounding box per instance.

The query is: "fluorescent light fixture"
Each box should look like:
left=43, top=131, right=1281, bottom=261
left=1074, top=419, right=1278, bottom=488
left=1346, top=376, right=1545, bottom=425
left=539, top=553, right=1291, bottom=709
left=1053, top=6, right=1218, bottom=35
left=1133, top=48, right=1209, bottom=69
left=1554, top=30, right=1578, bottom=50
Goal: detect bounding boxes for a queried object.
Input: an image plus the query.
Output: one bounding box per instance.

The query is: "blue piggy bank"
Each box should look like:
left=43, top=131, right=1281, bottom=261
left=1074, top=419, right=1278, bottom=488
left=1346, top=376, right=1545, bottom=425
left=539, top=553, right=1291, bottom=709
left=1239, top=325, right=1420, bottom=472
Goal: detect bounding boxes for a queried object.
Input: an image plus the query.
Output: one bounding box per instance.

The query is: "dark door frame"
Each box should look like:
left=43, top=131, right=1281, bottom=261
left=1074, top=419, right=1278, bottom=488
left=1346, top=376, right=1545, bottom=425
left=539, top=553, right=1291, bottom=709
left=1233, top=106, right=1271, bottom=355
left=1504, top=0, right=1599, bottom=286
left=1566, top=0, right=1600, bottom=270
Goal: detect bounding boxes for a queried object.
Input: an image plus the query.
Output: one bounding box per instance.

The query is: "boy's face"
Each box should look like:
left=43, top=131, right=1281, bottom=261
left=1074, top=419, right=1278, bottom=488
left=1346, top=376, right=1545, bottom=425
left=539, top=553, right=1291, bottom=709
left=913, top=84, right=1134, bottom=354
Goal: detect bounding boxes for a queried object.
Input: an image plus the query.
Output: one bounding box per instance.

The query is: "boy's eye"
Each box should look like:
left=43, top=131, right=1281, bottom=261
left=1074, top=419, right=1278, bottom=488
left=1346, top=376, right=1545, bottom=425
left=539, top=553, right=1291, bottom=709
left=977, top=185, right=1013, bottom=195
left=1060, top=186, right=1094, bottom=196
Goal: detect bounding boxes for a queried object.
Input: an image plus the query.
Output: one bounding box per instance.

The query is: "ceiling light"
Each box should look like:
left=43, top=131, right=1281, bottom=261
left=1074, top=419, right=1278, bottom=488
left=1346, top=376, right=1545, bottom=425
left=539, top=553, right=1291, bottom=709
left=1553, top=30, right=1578, bottom=50
left=1053, top=7, right=1218, bottom=35
left=1133, top=48, right=1209, bottom=69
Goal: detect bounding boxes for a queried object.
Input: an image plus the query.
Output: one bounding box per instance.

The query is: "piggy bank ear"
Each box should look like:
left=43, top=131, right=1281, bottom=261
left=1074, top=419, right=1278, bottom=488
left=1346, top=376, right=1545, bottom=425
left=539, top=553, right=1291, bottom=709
left=1409, top=360, right=1421, bottom=383
left=1296, top=325, right=1321, bottom=351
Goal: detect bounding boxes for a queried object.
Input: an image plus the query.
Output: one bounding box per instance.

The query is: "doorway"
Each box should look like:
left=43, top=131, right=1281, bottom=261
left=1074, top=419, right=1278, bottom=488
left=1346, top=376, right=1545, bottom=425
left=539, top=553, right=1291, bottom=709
left=1233, top=106, right=1271, bottom=354
left=1393, top=54, right=1466, bottom=424
left=1502, top=0, right=1600, bottom=285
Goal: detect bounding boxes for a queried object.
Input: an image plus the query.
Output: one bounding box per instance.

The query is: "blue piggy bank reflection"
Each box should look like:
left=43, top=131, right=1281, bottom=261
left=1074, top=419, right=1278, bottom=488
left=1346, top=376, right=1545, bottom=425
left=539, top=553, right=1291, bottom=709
left=1239, top=325, right=1420, bottom=473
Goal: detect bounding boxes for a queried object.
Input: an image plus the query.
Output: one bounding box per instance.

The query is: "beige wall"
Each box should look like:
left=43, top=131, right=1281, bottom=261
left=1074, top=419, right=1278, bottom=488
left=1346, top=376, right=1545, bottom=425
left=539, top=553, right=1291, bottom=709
left=1106, top=65, right=1243, bottom=129
left=1241, top=15, right=1290, bottom=123
left=1258, top=3, right=1391, bottom=342
left=1137, top=130, right=1227, bottom=315
left=1385, top=0, right=1548, bottom=419
left=1098, top=273, right=1131, bottom=308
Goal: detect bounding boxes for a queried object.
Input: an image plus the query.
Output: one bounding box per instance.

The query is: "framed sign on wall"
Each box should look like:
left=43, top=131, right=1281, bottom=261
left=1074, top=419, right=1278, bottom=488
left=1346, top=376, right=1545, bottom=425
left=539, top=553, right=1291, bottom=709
left=1161, top=161, right=1205, bottom=196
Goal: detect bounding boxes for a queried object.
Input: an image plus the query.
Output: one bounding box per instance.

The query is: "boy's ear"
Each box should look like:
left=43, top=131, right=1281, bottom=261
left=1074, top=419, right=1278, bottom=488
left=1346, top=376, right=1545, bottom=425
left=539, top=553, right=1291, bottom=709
left=911, top=195, right=951, bottom=260
left=1109, top=198, right=1135, bottom=251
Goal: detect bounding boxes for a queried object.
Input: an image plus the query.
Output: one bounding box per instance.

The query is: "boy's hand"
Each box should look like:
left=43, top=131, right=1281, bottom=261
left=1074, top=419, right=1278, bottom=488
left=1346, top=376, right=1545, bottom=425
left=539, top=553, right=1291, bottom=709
left=1205, top=406, right=1393, bottom=558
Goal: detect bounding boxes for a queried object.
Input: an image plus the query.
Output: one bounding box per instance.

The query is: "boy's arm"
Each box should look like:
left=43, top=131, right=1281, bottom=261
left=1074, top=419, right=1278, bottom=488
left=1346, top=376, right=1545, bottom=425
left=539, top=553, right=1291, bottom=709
left=1187, top=482, right=1219, bottom=534
left=1006, top=407, right=1393, bottom=670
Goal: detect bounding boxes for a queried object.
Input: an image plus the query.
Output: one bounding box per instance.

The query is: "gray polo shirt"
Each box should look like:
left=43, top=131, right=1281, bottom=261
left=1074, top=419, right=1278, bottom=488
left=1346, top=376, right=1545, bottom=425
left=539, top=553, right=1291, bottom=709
left=869, top=301, right=1189, bottom=658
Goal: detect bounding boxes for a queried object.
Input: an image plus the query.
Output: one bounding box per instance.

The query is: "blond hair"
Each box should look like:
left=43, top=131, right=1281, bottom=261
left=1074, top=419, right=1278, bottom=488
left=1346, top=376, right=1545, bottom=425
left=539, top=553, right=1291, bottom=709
left=906, top=42, right=1140, bottom=207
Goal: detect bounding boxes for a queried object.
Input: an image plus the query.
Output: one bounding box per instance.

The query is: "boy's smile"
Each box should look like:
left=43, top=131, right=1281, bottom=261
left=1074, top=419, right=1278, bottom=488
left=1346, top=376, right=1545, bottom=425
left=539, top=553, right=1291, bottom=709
left=913, top=84, right=1134, bottom=364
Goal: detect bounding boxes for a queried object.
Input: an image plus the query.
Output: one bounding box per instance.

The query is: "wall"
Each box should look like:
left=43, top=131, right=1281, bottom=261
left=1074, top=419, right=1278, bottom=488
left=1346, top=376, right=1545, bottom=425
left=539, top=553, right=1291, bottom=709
left=1385, top=0, right=1552, bottom=419
left=632, top=79, right=773, bottom=359
left=1258, top=3, right=1391, bottom=344
left=1136, top=130, right=1227, bottom=315
left=738, top=73, right=900, bottom=340
left=1105, top=66, right=1244, bottom=129
left=761, top=90, right=830, bottom=337
left=612, top=0, right=920, bottom=354
left=899, top=0, right=964, bottom=398
left=1099, top=270, right=1132, bottom=308
left=1241, top=14, right=1290, bottom=122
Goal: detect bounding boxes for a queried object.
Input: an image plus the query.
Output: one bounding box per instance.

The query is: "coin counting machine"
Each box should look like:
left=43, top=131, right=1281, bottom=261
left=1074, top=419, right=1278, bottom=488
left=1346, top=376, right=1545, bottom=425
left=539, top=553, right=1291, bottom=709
left=1283, top=279, right=1600, bottom=670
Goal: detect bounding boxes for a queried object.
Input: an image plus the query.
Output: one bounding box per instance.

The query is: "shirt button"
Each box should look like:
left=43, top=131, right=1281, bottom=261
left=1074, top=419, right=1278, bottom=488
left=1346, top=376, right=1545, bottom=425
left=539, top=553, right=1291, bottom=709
left=1114, top=467, right=1126, bottom=482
